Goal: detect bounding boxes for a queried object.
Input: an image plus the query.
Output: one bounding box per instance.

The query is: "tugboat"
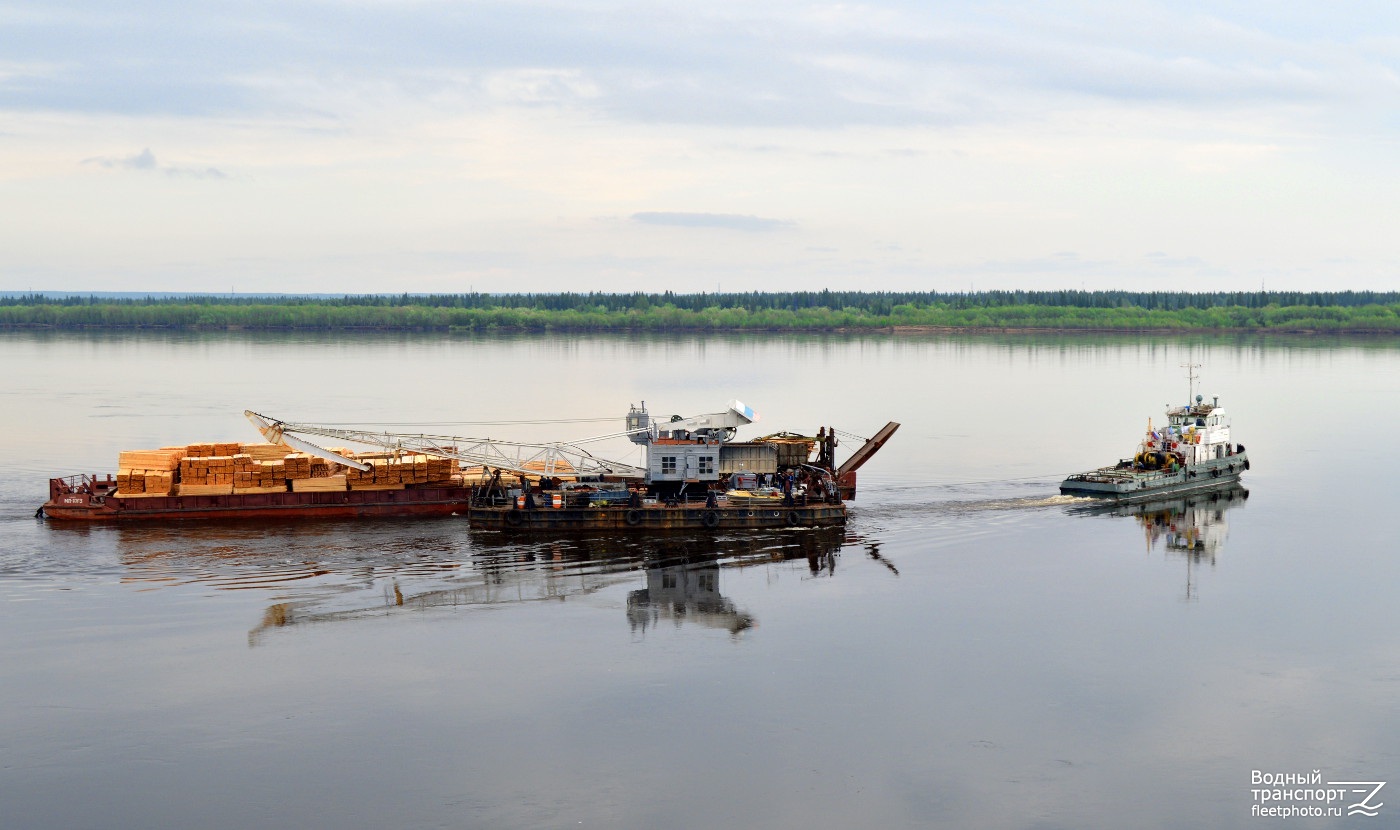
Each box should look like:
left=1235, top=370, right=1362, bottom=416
left=1060, top=392, right=1250, bottom=502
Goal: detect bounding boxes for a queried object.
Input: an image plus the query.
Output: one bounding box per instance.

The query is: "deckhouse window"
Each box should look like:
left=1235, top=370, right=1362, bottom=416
left=661, top=456, right=677, bottom=474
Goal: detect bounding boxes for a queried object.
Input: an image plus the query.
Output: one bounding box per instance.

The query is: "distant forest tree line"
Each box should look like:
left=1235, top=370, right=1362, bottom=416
left=1, top=290, right=1397, bottom=332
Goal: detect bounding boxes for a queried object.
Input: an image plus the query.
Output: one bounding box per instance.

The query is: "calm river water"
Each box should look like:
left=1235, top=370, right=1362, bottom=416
left=1, top=331, right=1397, bottom=829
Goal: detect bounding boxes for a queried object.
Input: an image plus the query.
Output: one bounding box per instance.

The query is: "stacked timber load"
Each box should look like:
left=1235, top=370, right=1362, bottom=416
left=115, top=448, right=185, bottom=496
left=285, top=448, right=347, bottom=491
left=144, top=470, right=176, bottom=494
left=522, top=459, right=575, bottom=479
left=114, top=441, right=459, bottom=498
left=116, top=468, right=175, bottom=497
left=171, top=442, right=352, bottom=494
left=292, top=474, right=348, bottom=492
left=239, top=443, right=293, bottom=461
left=234, top=456, right=290, bottom=494
left=115, top=469, right=145, bottom=494
left=424, top=456, right=457, bottom=484
left=283, top=453, right=313, bottom=480
left=344, top=454, right=457, bottom=490
left=119, top=449, right=185, bottom=470
left=176, top=453, right=247, bottom=495
left=345, top=457, right=405, bottom=490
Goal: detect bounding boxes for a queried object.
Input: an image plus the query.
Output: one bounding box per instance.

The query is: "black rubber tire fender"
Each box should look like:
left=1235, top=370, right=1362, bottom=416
left=625, top=509, right=643, bottom=526
left=702, top=510, right=720, bottom=528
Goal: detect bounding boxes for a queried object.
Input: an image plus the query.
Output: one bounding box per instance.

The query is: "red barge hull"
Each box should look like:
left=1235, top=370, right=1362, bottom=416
left=42, top=475, right=473, bottom=522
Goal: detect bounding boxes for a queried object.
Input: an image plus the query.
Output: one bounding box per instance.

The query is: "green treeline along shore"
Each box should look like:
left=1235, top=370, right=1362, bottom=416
left=2, top=290, right=1398, bottom=333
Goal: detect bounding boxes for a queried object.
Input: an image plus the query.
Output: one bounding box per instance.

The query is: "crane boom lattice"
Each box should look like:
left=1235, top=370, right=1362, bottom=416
left=245, top=411, right=646, bottom=479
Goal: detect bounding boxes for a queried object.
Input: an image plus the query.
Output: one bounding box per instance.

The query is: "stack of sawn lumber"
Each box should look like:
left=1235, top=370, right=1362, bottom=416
left=114, top=442, right=458, bottom=497
left=343, top=454, right=458, bottom=491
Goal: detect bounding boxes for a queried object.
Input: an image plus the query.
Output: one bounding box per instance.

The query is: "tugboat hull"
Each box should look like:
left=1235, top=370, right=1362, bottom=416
left=1060, top=453, right=1250, bottom=502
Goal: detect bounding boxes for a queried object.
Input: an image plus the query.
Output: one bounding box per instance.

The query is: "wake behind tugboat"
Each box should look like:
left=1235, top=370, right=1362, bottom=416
left=929, top=493, right=1091, bottom=513
left=855, top=490, right=1092, bottom=522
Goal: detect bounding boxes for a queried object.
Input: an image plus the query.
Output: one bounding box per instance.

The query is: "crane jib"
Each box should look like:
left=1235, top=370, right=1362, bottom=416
left=243, top=410, right=647, bottom=479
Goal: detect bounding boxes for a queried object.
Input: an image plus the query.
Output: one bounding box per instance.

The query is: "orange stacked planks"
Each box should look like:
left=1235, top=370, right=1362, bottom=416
left=291, top=474, right=348, bottom=492
left=113, top=440, right=454, bottom=499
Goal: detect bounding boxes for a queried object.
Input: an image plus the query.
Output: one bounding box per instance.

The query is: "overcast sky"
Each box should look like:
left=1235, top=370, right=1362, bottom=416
left=3, top=0, right=1399, bottom=294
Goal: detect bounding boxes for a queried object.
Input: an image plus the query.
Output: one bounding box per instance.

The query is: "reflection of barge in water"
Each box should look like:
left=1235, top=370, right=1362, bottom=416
left=245, top=528, right=851, bottom=643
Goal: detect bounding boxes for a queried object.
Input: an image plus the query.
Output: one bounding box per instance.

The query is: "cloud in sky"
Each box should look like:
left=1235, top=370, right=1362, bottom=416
left=633, top=212, right=793, bottom=232
left=3, top=1, right=1400, bottom=292
left=84, top=147, right=157, bottom=170
left=4, top=1, right=1392, bottom=126
left=81, top=147, right=227, bottom=179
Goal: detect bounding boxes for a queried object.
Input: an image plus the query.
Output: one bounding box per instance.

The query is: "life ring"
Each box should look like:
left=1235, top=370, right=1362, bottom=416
left=702, top=510, right=720, bottom=528
left=625, top=509, right=643, bottom=526
left=504, top=510, right=522, bottom=526
left=786, top=511, right=801, bottom=527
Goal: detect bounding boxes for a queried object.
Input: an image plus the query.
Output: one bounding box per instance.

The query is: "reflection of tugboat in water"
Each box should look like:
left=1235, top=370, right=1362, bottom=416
left=1088, top=485, right=1248, bottom=600
left=1121, top=486, right=1247, bottom=555
left=1061, top=383, right=1250, bottom=501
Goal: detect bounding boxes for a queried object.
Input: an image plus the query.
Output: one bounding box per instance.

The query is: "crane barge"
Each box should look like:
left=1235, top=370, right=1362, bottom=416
left=39, top=402, right=899, bottom=531
left=468, top=401, right=898, bottom=531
